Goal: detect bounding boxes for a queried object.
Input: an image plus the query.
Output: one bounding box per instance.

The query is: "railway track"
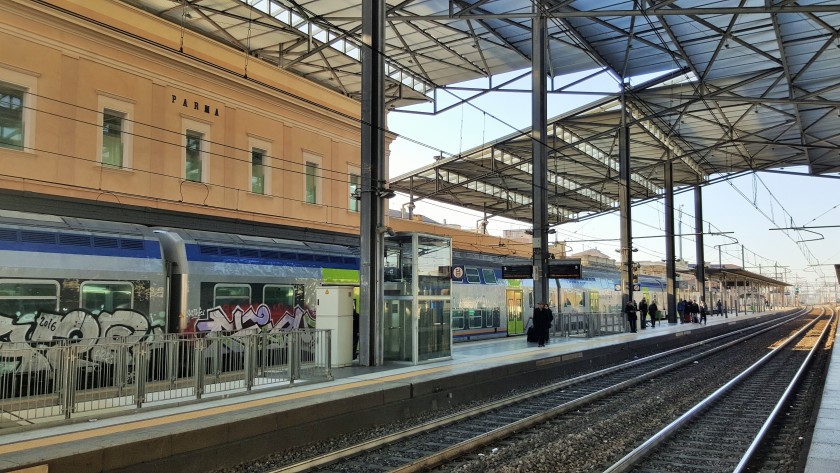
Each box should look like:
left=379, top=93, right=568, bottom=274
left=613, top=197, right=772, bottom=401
left=263, top=310, right=809, bottom=473
left=605, top=308, right=834, bottom=473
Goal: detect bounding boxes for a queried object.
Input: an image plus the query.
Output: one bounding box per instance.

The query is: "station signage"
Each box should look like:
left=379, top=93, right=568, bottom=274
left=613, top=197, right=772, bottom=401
left=502, top=265, right=533, bottom=279
left=547, top=260, right=582, bottom=279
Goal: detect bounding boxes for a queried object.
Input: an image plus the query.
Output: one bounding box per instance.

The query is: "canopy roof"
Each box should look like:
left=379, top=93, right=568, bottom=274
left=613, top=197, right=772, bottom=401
left=123, top=1, right=840, bottom=225
left=705, top=266, right=790, bottom=286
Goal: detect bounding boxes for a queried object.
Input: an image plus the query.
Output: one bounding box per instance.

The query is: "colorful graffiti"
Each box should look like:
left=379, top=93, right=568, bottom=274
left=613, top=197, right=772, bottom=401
left=0, top=309, right=161, bottom=374
left=189, top=304, right=315, bottom=334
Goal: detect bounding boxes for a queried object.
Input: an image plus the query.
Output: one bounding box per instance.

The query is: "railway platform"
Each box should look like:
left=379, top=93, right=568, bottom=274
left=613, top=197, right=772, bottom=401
left=0, top=308, right=821, bottom=473
left=804, top=307, right=840, bottom=473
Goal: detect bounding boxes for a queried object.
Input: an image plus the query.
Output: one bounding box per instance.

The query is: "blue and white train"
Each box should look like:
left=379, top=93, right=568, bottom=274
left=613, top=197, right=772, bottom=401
left=0, top=210, right=668, bottom=354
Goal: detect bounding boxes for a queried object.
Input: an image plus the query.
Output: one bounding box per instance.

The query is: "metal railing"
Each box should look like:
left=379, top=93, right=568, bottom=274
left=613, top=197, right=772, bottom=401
left=553, top=311, right=628, bottom=338
left=0, top=329, right=332, bottom=424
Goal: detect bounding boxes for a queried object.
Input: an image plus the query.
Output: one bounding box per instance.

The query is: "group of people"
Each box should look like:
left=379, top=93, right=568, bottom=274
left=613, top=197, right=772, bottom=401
left=530, top=302, right=554, bottom=347
left=676, top=298, right=710, bottom=324
left=623, top=297, right=658, bottom=333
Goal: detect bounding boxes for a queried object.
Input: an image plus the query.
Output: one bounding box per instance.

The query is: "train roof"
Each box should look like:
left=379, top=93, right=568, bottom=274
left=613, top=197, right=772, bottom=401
left=0, top=210, right=158, bottom=238
left=153, top=226, right=358, bottom=257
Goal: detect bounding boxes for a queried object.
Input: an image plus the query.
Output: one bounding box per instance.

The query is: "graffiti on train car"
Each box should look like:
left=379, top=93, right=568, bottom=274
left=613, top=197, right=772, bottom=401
left=188, top=303, right=315, bottom=333
left=0, top=308, right=161, bottom=373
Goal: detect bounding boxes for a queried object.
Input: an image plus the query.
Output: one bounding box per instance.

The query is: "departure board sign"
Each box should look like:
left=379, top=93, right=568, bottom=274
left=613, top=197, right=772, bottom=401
left=502, top=265, right=533, bottom=279
left=547, top=259, right=582, bottom=279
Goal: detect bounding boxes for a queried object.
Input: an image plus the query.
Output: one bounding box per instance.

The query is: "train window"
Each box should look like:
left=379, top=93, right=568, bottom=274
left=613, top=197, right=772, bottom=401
left=482, top=268, right=497, bottom=284
left=264, top=285, right=294, bottom=307
left=0, top=280, right=59, bottom=320
left=465, top=268, right=481, bottom=284
left=81, top=281, right=133, bottom=314
left=214, top=285, right=251, bottom=307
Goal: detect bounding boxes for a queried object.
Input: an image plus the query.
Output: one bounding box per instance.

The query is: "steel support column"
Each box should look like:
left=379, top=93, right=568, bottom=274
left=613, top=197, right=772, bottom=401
left=664, top=158, right=677, bottom=323
left=531, top=13, right=549, bottom=306
left=694, top=186, right=706, bottom=306
left=359, top=0, right=385, bottom=366
left=618, top=87, right=634, bottom=327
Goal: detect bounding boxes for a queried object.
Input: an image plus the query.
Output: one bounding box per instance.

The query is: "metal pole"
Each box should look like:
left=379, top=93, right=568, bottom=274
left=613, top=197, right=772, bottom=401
left=664, top=158, right=677, bottom=323
left=694, top=186, right=706, bottom=306
left=531, top=11, right=549, bottom=306
left=618, top=83, right=634, bottom=325
left=360, top=0, right=386, bottom=366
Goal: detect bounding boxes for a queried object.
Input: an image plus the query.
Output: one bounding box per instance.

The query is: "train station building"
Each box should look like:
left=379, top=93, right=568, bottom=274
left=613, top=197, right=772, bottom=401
left=0, top=0, right=832, bottom=367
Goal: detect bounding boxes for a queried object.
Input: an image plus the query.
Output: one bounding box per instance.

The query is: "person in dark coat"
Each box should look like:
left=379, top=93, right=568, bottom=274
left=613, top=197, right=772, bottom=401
left=625, top=300, right=637, bottom=333
left=638, top=298, right=648, bottom=328
left=677, top=299, right=686, bottom=324
left=352, top=302, right=360, bottom=360
left=533, top=302, right=553, bottom=347
left=648, top=300, right=658, bottom=327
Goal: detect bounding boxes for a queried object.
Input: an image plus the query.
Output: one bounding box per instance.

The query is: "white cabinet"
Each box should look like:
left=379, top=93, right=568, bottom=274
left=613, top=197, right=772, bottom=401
left=316, top=286, right=355, bottom=367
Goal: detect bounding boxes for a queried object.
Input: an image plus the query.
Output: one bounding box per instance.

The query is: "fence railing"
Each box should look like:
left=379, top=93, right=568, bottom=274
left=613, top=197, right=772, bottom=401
left=553, top=311, right=629, bottom=337
left=0, top=329, right=332, bottom=424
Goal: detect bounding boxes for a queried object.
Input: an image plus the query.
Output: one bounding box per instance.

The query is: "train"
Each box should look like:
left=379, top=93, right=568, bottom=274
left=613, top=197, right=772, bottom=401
left=0, top=210, right=668, bottom=355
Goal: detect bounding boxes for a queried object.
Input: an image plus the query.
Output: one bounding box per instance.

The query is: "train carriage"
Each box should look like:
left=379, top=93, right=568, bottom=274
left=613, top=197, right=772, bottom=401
left=0, top=210, right=168, bottom=345
left=153, top=228, right=360, bottom=335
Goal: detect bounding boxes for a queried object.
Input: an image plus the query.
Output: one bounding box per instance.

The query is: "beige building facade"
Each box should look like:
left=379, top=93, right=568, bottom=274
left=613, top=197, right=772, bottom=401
left=0, top=0, right=366, bottom=235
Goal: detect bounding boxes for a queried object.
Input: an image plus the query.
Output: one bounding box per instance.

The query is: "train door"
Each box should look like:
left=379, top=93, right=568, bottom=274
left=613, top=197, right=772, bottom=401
left=506, top=289, right=524, bottom=335
left=589, top=291, right=600, bottom=312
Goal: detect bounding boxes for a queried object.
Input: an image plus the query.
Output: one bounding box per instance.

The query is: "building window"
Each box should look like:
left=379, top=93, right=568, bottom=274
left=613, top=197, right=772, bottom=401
left=247, top=136, right=272, bottom=196
left=185, top=131, right=203, bottom=182
left=251, top=148, right=265, bottom=194
left=98, top=94, right=134, bottom=168
left=182, top=118, right=210, bottom=183
left=102, top=110, right=125, bottom=167
left=349, top=172, right=360, bottom=212
left=305, top=161, right=319, bottom=204
left=0, top=83, right=25, bottom=150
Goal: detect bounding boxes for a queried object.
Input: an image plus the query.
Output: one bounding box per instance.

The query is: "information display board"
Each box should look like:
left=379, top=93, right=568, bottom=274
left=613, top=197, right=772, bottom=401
left=547, top=260, right=582, bottom=279
left=502, top=265, right=533, bottom=279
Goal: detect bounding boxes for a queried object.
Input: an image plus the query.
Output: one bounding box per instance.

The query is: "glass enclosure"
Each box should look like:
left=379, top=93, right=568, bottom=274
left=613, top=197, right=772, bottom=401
left=383, top=233, right=452, bottom=364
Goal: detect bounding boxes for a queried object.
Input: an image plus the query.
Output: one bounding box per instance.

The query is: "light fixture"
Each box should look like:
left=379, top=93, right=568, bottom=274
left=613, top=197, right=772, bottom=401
left=524, top=228, right=556, bottom=236
left=376, top=188, right=396, bottom=199
left=377, top=226, right=396, bottom=237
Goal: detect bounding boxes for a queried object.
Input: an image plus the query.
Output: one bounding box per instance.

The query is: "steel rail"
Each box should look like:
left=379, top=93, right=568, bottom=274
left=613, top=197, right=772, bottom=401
left=732, top=308, right=835, bottom=472
left=268, top=310, right=806, bottom=473
left=602, top=308, right=827, bottom=473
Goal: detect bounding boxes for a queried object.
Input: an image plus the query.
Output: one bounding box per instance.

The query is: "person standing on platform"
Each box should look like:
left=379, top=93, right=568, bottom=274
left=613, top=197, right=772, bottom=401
left=648, top=299, right=658, bottom=327
left=533, top=302, right=552, bottom=347
left=677, top=299, right=686, bottom=324
left=541, top=303, right=554, bottom=346
left=699, top=300, right=707, bottom=324
left=716, top=299, right=723, bottom=317
left=625, top=300, right=638, bottom=333
left=352, top=301, right=360, bottom=360
left=638, top=298, right=648, bottom=329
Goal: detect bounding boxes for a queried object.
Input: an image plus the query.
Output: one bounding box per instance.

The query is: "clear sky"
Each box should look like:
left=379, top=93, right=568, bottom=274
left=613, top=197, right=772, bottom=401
left=385, top=69, right=840, bottom=302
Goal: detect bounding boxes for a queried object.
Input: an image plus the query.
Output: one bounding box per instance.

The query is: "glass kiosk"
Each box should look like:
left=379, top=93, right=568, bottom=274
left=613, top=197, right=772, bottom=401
left=383, top=233, right=452, bottom=364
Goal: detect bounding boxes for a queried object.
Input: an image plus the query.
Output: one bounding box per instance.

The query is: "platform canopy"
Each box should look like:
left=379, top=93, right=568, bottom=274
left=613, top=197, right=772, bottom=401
left=704, top=266, right=790, bottom=287
left=123, top=0, right=840, bottom=224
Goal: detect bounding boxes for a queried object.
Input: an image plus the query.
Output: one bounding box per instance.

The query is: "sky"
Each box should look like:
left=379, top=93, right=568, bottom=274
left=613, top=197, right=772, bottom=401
left=384, top=69, right=840, bottom=301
